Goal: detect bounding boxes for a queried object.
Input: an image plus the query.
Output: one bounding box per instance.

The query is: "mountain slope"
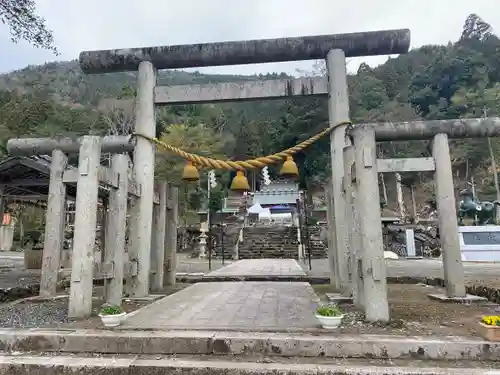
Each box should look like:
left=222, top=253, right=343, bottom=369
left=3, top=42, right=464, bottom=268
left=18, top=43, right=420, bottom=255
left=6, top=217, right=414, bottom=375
left=0, top=60, right=289, bottom=106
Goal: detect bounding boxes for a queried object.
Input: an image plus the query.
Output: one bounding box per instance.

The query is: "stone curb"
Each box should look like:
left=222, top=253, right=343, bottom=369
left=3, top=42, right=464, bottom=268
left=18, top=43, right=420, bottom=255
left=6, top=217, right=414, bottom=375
left=0, top=355, right=498, bottom=375
left=176, top=275, right=330, bottom=283
left=0, top=329, right=499, bottom=361
left=175, top=275, right=444, bottom=284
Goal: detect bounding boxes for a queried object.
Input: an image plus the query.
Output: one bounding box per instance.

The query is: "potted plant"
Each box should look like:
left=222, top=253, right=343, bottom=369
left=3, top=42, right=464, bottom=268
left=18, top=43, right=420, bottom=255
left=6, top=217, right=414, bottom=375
left=478, top=315, right=500, bottom=341
left=99, top=304, right=126, bottom=327
left=315, top=303, right=344, bottom=329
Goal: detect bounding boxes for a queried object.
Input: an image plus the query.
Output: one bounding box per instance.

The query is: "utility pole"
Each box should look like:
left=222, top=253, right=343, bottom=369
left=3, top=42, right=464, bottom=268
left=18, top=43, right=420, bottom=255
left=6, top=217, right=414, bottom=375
left=484, top=107, right=500, bottom=222
left=207, top=174, right=211, bottom=230
left=207, top=170, right=217, bottom=230
left=468, top=176, right=476, bottom=197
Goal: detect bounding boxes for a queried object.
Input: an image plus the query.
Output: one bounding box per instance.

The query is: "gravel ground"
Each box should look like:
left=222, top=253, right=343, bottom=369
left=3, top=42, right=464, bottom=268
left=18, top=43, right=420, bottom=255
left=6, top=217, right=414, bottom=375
left=0, top=284, right=191, bottom=330
left=0, top=300, right=69, bottom=328
left=312, top=283, right=499, bottom=337
left=0, top=252, right=499, bottom=333
left=0, top=282, right=496, bottom=336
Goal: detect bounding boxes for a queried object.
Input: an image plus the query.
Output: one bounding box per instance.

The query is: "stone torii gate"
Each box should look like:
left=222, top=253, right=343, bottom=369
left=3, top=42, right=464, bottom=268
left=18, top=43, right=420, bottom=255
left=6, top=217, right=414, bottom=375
left=344, top=118, right=500, bottom=321
left=6, top=136, right=179, bottom=319
left=78, top=27, right=411, bottom=300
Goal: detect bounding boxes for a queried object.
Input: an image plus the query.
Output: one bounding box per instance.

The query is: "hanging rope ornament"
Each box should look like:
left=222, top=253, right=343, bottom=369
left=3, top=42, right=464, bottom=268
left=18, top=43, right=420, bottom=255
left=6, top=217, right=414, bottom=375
left=279, top=155, right=299, bottom=178
left=134, top=120, right=351, bottom=187
left=181, top=161, right=200, bottom=182
left=134, top=121, right=350, bottom=171
left=230, top=170, right=250, bottom=192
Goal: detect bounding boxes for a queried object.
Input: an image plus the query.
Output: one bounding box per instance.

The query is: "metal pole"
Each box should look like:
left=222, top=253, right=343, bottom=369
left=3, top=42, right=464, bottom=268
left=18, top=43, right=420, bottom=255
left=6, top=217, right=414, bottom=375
left=303, top=194, right=312, bottom=271
left=296, top=198, right=304, bottom=263
left=208, top=211, right=212, bottom=271
left=470, top=176, right=476, bottom=197
left=221, top=225, right=225, bottom=265
left=207, top=171, right=212, bottom=270
left=207, top=172, right=211, bottom=232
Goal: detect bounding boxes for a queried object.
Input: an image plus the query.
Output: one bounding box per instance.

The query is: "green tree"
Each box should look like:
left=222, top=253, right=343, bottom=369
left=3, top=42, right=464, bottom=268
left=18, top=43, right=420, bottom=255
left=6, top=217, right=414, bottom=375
left=154, top=123, right=229, bottom=225
left=461, top=13, right=492, bottom=41
left=155, top=123, right=227, bottom=185
left=350, top=67, right=390, bottom=120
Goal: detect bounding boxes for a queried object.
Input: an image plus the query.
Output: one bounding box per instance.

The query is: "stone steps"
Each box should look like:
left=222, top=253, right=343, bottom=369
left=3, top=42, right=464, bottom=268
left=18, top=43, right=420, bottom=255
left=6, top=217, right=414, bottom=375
left=239, top=253, right=298, bottom=259
left=240, top=244, right=299, bottom=248
left=239, top=247, right=298, bottom=251
left=238, top=226, right=300, bottom=259
left=303, top=225, right=328, bottom=259
left=0, top=354, right=495, bottom=375
left=0, top=328, right=498, bottom=361
left=211, top=229, right=239, bottom=259
left=239, top=249, right=298, bottom=257
left=212, top=246, right=233, bottom=259
left=241, top=242, right=299, bottom=246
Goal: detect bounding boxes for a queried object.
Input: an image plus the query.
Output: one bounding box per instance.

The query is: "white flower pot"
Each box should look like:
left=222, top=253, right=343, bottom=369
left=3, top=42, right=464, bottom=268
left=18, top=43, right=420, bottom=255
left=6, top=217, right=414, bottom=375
left=316, top=314, right=343, bottom=329
left=99, top=312, right=127, bottom=327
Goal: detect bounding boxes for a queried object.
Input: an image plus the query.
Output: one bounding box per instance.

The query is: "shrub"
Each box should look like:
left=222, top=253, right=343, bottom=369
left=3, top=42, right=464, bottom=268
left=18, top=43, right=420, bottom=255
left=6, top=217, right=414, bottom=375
left=100, top=304, right=123, bottom=316
left=315, top=303, right=342, bottom=317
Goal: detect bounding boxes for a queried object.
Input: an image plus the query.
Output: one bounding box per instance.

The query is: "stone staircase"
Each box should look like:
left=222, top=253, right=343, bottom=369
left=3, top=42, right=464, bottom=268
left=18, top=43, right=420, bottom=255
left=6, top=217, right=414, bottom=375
left=1, top=329, right=496, bottom=374
left=303, top=224, right=328, bottom=259
left=211, top=225, right=240, bottom=259
left=238, top=225, right=299, bottom=259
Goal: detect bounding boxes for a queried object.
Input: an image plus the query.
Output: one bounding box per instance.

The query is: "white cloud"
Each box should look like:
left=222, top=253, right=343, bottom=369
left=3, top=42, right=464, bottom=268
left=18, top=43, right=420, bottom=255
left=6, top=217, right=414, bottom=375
left=0, top=0, right=499, bottom=75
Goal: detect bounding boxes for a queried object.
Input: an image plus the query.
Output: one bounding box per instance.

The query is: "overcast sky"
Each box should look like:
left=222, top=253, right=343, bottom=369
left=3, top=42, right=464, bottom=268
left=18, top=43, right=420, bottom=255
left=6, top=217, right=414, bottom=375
left=0, top=0, right=498, bottom=76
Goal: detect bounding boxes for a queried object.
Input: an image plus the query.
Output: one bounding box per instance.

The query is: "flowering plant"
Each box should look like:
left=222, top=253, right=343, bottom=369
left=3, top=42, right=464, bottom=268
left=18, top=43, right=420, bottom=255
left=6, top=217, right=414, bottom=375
left=481, top=315, right=500, bottom=326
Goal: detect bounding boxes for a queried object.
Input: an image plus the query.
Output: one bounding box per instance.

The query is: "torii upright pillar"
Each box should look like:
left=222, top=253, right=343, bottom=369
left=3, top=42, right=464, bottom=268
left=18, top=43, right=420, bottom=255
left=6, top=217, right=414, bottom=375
left=127, top=61, right=157, bottom=297
left=351, top=124, right=389, bottom=322
left=326, top=49, right=351, bottom=296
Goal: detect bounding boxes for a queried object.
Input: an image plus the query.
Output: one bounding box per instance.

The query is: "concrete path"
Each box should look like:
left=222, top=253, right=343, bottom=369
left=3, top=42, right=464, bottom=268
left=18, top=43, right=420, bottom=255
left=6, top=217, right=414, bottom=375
left=206, top=259, right=306, bottom=277
left=122, top=281, right=320, bottom=331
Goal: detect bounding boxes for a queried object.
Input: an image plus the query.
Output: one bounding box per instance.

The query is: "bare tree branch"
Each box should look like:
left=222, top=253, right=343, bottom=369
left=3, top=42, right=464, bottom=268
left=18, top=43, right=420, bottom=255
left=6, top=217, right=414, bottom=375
left=0, top=0, right=58, bottom=54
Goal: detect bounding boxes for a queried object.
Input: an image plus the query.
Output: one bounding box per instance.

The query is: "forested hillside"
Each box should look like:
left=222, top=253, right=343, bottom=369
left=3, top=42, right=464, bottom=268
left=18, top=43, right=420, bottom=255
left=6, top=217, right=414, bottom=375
left=0, top=13, right=499, bottom=211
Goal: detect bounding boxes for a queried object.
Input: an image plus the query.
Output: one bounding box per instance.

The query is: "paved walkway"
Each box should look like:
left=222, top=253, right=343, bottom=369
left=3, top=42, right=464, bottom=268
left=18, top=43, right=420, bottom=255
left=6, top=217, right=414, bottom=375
left=206, top=259, right=306, bottom=277
left=302, top=258, right=500, bottom=283
left=122, top=281, right=320, bottom=331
